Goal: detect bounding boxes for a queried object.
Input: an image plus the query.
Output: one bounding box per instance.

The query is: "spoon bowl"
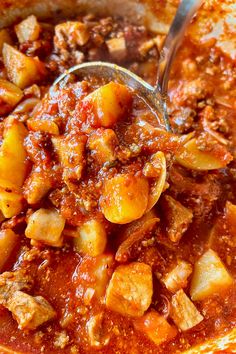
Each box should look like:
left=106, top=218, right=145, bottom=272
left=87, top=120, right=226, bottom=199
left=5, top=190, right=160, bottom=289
left=52, top=0, right=203, bottom=132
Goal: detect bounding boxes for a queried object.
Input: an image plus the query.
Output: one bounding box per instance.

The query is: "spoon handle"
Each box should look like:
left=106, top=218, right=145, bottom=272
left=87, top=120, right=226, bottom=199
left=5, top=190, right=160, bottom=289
left=155, top=0, right=203, bottom=96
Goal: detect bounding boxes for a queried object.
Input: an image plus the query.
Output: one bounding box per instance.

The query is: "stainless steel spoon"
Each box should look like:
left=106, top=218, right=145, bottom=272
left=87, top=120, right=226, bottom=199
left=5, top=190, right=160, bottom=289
left=53, top=0, right=203, bottom=131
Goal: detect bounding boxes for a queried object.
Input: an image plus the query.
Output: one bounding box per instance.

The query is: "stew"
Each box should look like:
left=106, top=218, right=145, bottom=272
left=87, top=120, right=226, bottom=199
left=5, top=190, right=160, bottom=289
left=0, top=5, right=235, bottom=354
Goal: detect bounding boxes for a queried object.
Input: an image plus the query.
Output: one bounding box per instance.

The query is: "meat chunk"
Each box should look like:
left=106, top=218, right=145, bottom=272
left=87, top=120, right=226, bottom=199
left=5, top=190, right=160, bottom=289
left=105, top=262, right=153, bottom=317
left=161, top=195, right=193, bottom=242
left=162, top=260, right=193, bottom=293
left=170, top=289, right=203, bottom=331
left=54, top=22, right=89, bottom=50
left=0, top=269, right=33, bottom=306
left=87, top=128, right=118, bottom=165
left=6, top=290, right=56, bottom=330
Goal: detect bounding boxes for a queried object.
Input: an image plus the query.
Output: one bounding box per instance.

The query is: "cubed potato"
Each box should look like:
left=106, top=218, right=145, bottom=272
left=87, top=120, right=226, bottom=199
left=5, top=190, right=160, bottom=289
left=105, top=262, right=153, bottom=317
left=190, top=249, right=233, bottom=301
left=134, top=310, right=177, bottom=345
left=224, top=201, right=236, bottom=236
left=55, top=21, right=89, bottom=48
left=162, top=260, right=193, bottom=293
left=106, top=37, right=127, bottom=61
left=25, top=208, right=65, bottom=247
left=0, top=229, right=19, bottom=271
left=27, top=119, right=59, bottom=135
left=100, top=173, right=149, bottom=224
left=175, top=138, right=232, bottom=170
left=0, top=185, right=24, bottom=218
left=2, top=43, right=46, bottom=89
left=84, top=82, right=132, bottom=127
left=161, top=195, right=193, bottom=242
left=23, top=170, right=52, bottom=204
left=0, top=79, right=23, bottom=107
left=15, top=15, right=41, bottom=43
left=87, top=128, right=118, bottom=165
left=0, top=118, right=28, bottom=188
left=86, top=313, right=109, bottom=348
left=73, top=219, right=107, bottom=257
left=171, top=289, right=203, bottom=331
left=0, top=29, right=12, bottom=55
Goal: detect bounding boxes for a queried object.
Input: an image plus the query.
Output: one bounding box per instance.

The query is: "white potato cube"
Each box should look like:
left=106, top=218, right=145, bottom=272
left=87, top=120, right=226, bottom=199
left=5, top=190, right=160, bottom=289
left=73, top=219, right=107, bottom=257
left=190, top=249, right=233, bottom=301
left=15, top=15, right=41, bottom=43
left=25, top=208, right=65, bottom=247
left=0, top=229, right=18, bottom=271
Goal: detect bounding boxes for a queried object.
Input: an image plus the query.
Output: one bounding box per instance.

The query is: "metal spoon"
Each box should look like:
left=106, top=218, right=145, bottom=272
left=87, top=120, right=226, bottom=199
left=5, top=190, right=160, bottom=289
left=53, top=0, right=203, bottom=131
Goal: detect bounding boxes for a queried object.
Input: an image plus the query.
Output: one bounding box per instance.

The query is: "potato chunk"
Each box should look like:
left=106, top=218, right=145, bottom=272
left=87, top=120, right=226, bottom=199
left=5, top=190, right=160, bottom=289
left=2, top=43, right=46, bottom=89
left=162, top=260, right=193, bottom=293
left=15, top=15, right=40, bottom=43
left=54, top=21, right=89, bottom=48
left=161, top=195, right=193, bottom=242
left=106, top=37, right=127, bottom=61
left=0, top=79, right=23, bottom=114
left=7, top=290, right=56, bottom=330
left=73, top=219, right=107, bottom=257
left=0, top=118, right=28, bottom=188
left=171, top=289, right=203, bottom=331
left=105, top=262, right=153, bottom=317
left=100, top=173, right=149, bottom=224
left=0, top=29, right=12, bottom=54
left=0, top=184, right=24, bottom=218
left=134, top=310, right=177, bottom=345
left=0, top=229, right=19, bottom=271
left=84, top=82, right=132, bottom=127
left=190, top=249, right=233, bottom=301
left=25, top=208, right=65, bottom=247
left=87, top=128, right=118, bottom=165
left=23, top=170, right=52, bottom=204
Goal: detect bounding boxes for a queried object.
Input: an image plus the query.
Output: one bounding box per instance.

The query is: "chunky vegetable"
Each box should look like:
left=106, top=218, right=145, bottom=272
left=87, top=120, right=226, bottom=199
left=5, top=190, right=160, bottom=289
left=2, top=44, right=46, bottom=89
left=25, top=208, right=65, bottom=247
left=100, top=173, right=149, bottom=224
left=84, top=82, right=132, bottom=127
left=73, top=219, right=107, bottom=257
left=87, top=128, right=118, bottom=165
left=0, top=229, right=18, bottom=271
left=0, top=79, right=23, bottom=115
left=15, top=15, right=41, bottom=43
left=0, top=29, right=12, bottom=54
left=190, top=249, right=233, bottom=301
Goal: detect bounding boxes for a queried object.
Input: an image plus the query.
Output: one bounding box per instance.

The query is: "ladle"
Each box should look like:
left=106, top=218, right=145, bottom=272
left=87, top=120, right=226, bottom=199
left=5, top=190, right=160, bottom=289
left=53, top=0, right=203, bottom=131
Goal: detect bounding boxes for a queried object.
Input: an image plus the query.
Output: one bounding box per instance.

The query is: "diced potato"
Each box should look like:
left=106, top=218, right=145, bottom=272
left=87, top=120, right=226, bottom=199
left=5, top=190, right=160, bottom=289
left=86, top=313, right=109, bottom=348
left=2, top=43, right=46, bottom=89
left=84, top=82, right=132, bottom=127
left=224, top=201, right=236, bottom=236
left=27, top=119, right=59, bottom=135
left=100, top=173, right=149, bottom=224
left=106, top=37, right=127, bottom=61
left=145, top=151, right=166, bottom=212
left=25, top=208, right=65, bottom=247
left=23, top=170, right=52, bottom=204
left=171, top=289, right=203, bottom=331
left=15, top=15, right=41, bottom=43
left=134, top=310, right=177, bottom=345
left=0, top=186, right=24, bottom=218
left=105, top=262, right=153, bottom=317
left=0, top=229, right=19, bottom=271
left=175, top=138, right=232, bottom=171
left=162, top=260, right=193, bottom=293
left=0, top=118, right=28, bottom=188
left=0, top=79, right=23, bottom=107
left=55, top=21, right=89, bottom=48
left=161, top=195, right=193, bottom=242
left=87, top=128, right=118, bottom=165
left=73, top=219, right=107, bottom=257
left=0, top=29, right=12, bottom=55
left=190, top=249, right=233, bottom=301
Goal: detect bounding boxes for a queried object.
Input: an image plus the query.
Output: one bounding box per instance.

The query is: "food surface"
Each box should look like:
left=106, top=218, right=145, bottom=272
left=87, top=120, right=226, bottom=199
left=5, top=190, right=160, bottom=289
left=0, top=4, right=236, bottom=354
